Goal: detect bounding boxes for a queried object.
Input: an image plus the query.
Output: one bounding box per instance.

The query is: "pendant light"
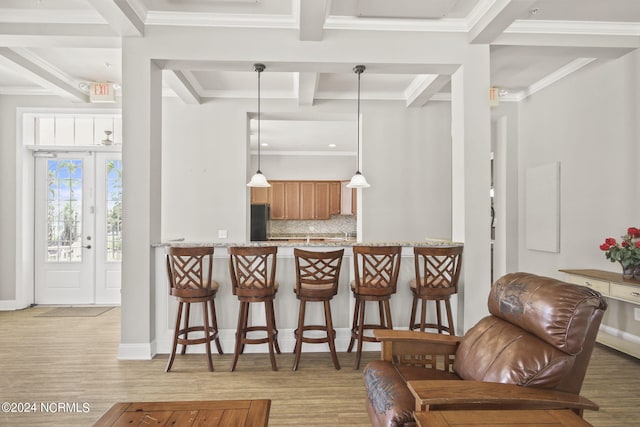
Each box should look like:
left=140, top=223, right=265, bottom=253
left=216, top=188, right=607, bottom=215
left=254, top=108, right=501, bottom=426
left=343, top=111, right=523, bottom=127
left=347, top=65, right=370, bottom=189
left=247, top=63, right=270, bottom=187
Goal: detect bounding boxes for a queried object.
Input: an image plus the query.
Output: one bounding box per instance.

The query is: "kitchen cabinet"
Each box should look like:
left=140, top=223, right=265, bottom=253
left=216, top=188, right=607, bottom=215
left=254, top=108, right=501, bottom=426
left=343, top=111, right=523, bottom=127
left=284, top=181, right=300, bottom=219
left=252, top=180, right=341, bottom=220
left=270, top=182, right=285, bottom=219
left=300, top=181, right=315, bottom=219
left=560, top=269, right=640, bottom=359
left=329, top=182, right=341, bottom=215
left=251, top=187, right=270, bottom=204
left=314, top=181, right=330, bottom=220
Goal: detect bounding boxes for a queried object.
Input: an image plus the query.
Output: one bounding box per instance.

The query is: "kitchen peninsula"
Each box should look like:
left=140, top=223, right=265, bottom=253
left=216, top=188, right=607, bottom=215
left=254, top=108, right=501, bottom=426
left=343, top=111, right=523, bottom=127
left=152, top=239, right=462, bottom=356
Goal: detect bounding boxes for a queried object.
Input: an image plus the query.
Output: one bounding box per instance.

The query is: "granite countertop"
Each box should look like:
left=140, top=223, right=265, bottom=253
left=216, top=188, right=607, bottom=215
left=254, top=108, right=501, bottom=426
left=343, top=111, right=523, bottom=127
left=154, top=239, right=462, bottom=248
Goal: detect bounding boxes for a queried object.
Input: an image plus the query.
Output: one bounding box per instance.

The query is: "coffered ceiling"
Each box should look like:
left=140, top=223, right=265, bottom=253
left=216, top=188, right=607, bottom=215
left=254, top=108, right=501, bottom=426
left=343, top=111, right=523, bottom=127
left=1, top=0, right=639, bottom=152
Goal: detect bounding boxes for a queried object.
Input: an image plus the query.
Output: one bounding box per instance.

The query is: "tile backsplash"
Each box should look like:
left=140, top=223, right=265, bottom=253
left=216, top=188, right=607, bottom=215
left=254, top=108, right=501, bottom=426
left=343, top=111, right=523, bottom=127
left=270, top=215, right=356, bottom=237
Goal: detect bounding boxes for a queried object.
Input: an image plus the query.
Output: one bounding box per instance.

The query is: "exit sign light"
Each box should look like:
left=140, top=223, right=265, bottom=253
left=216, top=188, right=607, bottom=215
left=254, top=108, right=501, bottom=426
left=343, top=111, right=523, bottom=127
left=90, top=82, right=116, bottom=103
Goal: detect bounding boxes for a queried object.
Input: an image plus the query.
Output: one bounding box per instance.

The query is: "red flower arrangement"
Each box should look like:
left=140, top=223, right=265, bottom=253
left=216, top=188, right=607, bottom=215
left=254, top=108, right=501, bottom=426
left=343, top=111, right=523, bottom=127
left=599, top=227, right=640, bottom=270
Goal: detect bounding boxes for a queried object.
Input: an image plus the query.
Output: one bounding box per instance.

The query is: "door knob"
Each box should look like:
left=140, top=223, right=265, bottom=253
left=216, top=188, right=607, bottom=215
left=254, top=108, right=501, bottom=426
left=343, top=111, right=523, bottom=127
left=82, top=245, right=92, bottom=249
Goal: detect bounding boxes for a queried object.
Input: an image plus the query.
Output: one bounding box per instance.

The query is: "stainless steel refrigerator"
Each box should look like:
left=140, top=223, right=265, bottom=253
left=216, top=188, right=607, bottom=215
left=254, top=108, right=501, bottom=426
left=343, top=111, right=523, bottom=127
left=250, top=204, right=270, bottom=241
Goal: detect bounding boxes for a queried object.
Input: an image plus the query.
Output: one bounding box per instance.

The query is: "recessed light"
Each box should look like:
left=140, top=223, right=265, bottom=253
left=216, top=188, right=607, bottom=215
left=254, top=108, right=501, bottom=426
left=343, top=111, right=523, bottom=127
left=328, top=144, right=336, bottom=148
left=261, top=143, right=268, bottom=147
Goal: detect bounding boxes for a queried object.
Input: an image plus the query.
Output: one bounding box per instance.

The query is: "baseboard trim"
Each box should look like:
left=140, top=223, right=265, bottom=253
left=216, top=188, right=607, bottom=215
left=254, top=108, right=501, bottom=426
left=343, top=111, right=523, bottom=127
left=118, top=342, right=156, bottom=360
left=598, top=324, right=640, bottom=359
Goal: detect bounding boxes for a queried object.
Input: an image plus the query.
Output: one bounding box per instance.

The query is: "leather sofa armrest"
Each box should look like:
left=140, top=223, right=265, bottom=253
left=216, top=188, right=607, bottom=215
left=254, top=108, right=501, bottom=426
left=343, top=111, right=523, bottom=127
left=373, top=330, right=461, bottom=363
left=407, top=380, right=599, bottom=413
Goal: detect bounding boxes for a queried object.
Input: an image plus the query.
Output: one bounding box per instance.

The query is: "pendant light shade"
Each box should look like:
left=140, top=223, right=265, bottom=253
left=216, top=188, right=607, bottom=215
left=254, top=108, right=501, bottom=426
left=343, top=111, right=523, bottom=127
left=347, top=65, right=370, bottom=189
left=247, top=63, right=270, bottom=187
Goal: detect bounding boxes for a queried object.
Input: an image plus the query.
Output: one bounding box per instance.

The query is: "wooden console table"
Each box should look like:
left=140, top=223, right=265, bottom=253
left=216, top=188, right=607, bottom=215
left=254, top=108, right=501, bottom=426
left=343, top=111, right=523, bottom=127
left=560, top=269, right=640, bottom=359
left=414, top=409, right=591, bottom=426
left=93, top=399, right=270, bottom=426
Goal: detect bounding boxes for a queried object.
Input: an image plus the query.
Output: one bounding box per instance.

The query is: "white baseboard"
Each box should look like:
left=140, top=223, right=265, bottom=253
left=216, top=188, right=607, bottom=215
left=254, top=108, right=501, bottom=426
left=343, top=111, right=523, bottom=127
left=598, top=324, right=640, bottom=359
left=118, top=341, right=156, bottom=360
left=0, top=300, right=31, bottom=311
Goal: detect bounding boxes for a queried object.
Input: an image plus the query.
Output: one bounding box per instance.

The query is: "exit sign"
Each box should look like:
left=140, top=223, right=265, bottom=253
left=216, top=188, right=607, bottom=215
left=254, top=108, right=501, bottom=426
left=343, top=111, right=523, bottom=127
left=90, top=82, right=116, bottom=103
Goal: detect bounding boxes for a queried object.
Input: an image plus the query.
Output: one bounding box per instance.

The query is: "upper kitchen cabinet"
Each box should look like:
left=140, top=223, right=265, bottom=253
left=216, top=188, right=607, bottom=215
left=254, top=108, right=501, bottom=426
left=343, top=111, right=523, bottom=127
left=329, top=181, right=341, bottom=215
left=284, top=181, right=301, bottom=219
left=251, top=186, right=270, bottom=204
left=270, top=182, right=286, bottom=219
left=252, top=180, right=343, bottom=220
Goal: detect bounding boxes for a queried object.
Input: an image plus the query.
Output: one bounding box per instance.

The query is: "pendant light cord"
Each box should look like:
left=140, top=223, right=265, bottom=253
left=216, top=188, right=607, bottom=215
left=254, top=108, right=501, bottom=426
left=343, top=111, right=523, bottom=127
left=357, top=68, right=361, bottom=173
left=354, top=65, right=365, bottom=174
left=257, top=65, right=262, bottom=173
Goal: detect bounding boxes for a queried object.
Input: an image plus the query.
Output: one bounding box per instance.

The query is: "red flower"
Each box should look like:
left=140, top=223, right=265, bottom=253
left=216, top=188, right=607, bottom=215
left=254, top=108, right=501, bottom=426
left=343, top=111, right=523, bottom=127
left=600, top=243, right=612, bottom=251
left=622, top=241, right=629, bottom=247
left=605, top=237, right=617, bottom=245
left=628, top=227, right=640, bottom=238
left=636, top=241, right=640, bottom=249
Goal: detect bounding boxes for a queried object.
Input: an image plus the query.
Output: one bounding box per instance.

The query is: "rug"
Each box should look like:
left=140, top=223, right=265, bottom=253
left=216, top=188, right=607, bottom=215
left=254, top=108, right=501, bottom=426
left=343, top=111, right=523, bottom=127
left=35, top=306, right=114, bottom=317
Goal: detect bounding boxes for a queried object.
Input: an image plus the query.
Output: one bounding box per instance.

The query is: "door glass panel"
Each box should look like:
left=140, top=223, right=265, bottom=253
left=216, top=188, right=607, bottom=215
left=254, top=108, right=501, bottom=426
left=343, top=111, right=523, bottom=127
left=47, top=159, right=83, bottom=262
left=106, top=159, right=122, bottom=262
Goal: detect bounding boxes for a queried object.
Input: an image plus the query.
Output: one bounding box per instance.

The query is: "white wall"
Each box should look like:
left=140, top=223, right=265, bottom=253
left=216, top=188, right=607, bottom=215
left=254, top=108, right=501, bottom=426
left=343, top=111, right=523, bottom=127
left=518, top=50, right=639, bottom=279
left=161, top=97, right=453, bottom=244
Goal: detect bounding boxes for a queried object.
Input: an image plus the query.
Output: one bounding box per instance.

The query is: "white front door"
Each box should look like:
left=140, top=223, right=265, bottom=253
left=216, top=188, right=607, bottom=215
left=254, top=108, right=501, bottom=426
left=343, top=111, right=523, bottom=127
left=35, top=152, right=122, bottom=304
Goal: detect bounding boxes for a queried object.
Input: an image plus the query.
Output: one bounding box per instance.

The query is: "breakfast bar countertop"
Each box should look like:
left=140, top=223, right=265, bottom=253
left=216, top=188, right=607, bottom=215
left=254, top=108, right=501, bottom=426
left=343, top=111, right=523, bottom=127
left=152, top=238, right=463, bottom=248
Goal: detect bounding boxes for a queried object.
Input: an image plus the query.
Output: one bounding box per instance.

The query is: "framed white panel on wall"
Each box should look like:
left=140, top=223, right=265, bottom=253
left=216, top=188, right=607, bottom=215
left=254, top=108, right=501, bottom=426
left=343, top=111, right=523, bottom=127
left=525, top=162, right=560, bottom=252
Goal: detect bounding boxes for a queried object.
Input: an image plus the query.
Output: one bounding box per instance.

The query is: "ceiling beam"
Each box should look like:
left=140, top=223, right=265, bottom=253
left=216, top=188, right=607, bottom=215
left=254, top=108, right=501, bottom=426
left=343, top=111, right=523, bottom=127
left=0, top=47, right=88, bottom=102
left=405, top=74, right=450, bottom=107
left=469, top=0, right=538, bottom=44
left=296, top=72, right=319, bottom=106
left=163, top=70, right=201, bottom=104
left=298, top=0, right=330, bottom=41
left=0, top=23, right=120, bottom=48
left=88, top=0, right=145, bottom=36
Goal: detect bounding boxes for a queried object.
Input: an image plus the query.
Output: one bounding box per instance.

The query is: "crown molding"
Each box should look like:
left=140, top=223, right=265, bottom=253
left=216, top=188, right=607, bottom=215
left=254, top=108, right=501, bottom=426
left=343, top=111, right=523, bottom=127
left=522, top=57, right=596, bottom=99
left=506, top=19, right=640, bottom=36
left=0, top=86, right=51, bottom=96
left=145, top=11, right=297, bottom=28
left=324, top=15, right=468, bottom=32
left=0, top=9, right=105, bottom=24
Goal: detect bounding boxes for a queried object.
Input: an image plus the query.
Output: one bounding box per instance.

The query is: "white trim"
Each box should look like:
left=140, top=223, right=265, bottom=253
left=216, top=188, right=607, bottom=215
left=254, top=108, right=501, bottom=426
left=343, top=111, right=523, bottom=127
left=324, top=16, right=468, bottom=32
left=506, top=20, right=640, bottom=37
left=523, top=57, right=596, bottom=99
left=145, top=11, right=297, bottom=29
left=0, top=300, right=30, bottom=311
left=117, top=342, right=156, bottom=360
left=0, top=9, right=105, bottom=24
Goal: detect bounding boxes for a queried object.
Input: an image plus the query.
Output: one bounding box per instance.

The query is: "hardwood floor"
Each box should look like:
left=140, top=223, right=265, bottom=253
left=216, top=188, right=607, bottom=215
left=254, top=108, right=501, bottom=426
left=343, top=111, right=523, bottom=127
left=0, top=307, right=638, bottom=426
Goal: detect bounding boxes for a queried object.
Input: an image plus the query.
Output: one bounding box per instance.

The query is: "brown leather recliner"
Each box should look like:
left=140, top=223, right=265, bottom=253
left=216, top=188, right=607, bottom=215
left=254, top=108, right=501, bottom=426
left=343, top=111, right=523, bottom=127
left=363, top=272, right=608, bottom=427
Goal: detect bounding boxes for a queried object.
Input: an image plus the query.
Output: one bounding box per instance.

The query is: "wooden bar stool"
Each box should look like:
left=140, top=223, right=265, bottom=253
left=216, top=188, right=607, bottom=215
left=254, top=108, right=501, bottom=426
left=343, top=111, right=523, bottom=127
left=165, top=246, right=223, bottom=372
left=228, top=246, right=280, bottom=371
left=347, top=245, right=402, bottom=369
left=409, top=245, right=463, bottom=334
left=292, top=248, right=344, bottom=371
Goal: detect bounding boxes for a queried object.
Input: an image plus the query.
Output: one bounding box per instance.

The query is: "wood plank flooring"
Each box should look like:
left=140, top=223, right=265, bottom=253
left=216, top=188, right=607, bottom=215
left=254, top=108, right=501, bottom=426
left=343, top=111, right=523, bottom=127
left=0, top=306, right=638, bottom=426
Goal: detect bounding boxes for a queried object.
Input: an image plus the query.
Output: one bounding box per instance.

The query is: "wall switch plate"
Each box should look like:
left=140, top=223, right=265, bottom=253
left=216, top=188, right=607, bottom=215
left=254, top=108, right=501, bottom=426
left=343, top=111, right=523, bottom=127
left=218, top=229, right=227, bottom=239
left=635, top=307, right=640, bottom=322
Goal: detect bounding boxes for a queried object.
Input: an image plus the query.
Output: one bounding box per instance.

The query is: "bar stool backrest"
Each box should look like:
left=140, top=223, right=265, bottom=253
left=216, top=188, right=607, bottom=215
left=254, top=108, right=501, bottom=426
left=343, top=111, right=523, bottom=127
left=413, top=246, right=463, bottom=297
left=228, top=246, right=278, bottom=298
left=352, top=246, right=402, bottom=295
left=294, top=248, right=344, bottom=297
left=166, top=246, right=215, bottom=299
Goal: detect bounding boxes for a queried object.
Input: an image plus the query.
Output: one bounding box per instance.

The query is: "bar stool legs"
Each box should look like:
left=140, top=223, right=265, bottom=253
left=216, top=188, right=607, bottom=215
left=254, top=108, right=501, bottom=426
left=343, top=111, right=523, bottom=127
left=347, top=296, right=393, bottom=369
left=166, top=298, right=222, bottom=372
left=292, top=299, right=340, bottom=371
left=231, top=298, right=281, bottom=372
left=409, top=295, right=455, bottom=334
